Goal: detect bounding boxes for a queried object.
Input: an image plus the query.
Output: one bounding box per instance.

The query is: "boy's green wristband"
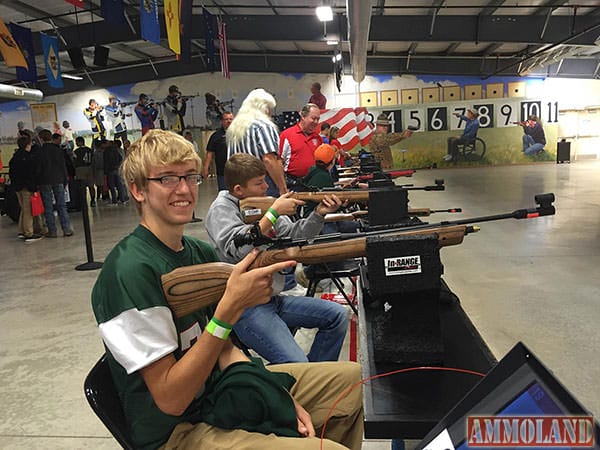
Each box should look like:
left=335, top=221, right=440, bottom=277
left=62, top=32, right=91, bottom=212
left=265, top=209, right=278, bottom=225
left=205, top=317, right=232, bottom=340
left=267, top=207, right=279, bottom=219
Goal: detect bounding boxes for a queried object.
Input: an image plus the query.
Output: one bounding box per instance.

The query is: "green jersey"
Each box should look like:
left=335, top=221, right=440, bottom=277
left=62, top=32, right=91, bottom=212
left=91, top=225, right=218, bottom=450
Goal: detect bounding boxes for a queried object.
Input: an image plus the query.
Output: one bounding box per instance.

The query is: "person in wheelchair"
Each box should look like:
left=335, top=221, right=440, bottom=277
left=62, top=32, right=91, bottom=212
left=444, top=108, right=480, bottom=162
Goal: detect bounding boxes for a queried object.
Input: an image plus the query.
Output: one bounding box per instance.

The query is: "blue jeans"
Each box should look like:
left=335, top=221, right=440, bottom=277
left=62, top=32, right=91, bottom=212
left=107, top=170, right=128, bottom=202
left=40, top=184, right=71, bottom=234
left=523, top=135, right=544, bottom=156
left=217, top=175, right=227, bottom=191
left=233, top=294, right=348, bottom=364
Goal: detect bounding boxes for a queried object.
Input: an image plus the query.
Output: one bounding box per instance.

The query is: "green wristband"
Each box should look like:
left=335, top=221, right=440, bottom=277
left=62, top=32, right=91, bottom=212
left=267, top=207, right=279, bottom=219
left=205, top=317, right=232, bottom=340
left=265, top=210, right=278, bottom=225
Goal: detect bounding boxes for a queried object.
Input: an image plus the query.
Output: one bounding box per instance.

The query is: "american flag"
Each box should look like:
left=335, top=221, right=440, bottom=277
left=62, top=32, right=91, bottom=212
left=279, top=107, right=374, bottom=150
left=217, top=17, right=230, bottom=79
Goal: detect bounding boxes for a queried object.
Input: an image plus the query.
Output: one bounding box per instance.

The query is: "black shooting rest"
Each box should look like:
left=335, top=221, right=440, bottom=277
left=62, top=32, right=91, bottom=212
left=358, top=277, right=497, bottom=439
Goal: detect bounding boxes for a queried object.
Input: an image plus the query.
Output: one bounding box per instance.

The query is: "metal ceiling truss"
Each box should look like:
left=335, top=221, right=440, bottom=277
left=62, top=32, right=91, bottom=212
left=0, top=4, right=598, bottom=96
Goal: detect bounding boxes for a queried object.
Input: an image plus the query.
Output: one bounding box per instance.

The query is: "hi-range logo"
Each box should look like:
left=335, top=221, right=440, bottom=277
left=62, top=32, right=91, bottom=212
left=384, top=255, right=422, bottom=276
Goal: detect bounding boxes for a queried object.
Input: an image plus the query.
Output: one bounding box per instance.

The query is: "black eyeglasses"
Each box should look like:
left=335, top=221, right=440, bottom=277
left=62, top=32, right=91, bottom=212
left=146, top=174, right=202, bottom=187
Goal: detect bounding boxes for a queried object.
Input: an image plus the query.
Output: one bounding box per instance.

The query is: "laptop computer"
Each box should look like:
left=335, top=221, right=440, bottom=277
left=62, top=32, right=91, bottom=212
left=416, top=342, right=599, bottom=450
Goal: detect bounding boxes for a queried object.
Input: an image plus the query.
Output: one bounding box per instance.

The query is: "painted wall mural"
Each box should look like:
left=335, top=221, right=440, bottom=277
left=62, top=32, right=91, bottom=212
left=1, top=71, right=598, bottom=170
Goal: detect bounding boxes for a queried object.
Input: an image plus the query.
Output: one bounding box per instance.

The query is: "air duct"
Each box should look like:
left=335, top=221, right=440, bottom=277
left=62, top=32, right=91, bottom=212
left=0, top=83, right=43, bottom=101
left=346, top=0, right=373, bottom=83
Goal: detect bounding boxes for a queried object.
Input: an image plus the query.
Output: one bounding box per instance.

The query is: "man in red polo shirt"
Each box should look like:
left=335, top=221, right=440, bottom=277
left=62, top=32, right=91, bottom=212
left=279, top=103, right=322, bottom=190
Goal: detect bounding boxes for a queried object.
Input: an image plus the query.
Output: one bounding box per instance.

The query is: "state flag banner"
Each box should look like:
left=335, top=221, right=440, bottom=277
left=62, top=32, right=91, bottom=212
left=140, top=0, right=160, bottom=45
left=0, top=19, right=28, bottom=68
left=41, top=33, right=63, bottom=89
left=164, top=0, right=180, bottom=54
left=179, top=0, right=193, bottom=63
left=203, top=7, right=217, bottom=71
left=9, top=23, right=37, bottom=82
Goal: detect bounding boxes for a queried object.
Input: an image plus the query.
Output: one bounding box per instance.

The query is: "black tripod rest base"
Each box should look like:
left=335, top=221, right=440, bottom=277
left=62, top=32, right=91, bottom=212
left=75, top=261, right=104, bottom=271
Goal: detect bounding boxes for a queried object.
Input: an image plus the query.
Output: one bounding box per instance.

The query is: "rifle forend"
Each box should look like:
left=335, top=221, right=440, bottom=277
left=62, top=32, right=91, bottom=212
left=239, top=195, right=459, bottom=224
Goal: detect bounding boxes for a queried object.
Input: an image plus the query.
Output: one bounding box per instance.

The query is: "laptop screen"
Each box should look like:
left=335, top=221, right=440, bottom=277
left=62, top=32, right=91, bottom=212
left=418, top=342, right=599, bottom=450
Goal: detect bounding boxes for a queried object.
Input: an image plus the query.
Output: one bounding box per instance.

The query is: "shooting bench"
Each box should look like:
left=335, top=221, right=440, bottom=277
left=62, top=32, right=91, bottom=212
left=358, top=276, right=497, bottom=439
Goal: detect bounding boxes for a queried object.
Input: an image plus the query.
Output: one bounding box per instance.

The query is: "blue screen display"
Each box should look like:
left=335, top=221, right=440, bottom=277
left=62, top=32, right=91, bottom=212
left=454, top=382, right=568, bottom=450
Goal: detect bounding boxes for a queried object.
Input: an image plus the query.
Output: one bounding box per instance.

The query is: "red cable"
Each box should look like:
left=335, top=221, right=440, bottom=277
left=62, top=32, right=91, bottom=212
left=319, top=365, right=486, bottom=449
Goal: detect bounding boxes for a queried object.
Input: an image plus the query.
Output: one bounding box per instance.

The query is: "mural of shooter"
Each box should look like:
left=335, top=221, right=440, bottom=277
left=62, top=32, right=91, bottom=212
left=204, top=92, right=234, bottom=130
left=162, top=85, right=187, bottom=133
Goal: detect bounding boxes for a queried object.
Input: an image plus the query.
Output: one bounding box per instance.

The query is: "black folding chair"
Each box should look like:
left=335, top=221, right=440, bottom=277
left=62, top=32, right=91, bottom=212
left=84, top=354, right=136, bottom=450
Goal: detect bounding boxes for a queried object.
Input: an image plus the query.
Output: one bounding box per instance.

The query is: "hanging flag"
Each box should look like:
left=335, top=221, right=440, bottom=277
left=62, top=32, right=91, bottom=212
left=9, top=23, right=37, bottom=83
left=41, top=33, right=63, bottom=89
left=101, top=0, right=126, bottom=26
left=0, top=19, right=28, bottom=68
left=217, top=16, right=229, bottom=79
left=164, top=0, right=180, bottom=54
left=65, top=0, right=84, bottom=7
left=140, top=0, right=160, bottom=45
left=179, top=0, right=193, bottom=63
left=203, top=7, right=216, bottom=71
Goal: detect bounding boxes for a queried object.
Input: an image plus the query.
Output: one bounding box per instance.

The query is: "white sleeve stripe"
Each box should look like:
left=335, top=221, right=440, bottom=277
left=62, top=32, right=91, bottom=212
left=99, top=306, right=178, bottom=375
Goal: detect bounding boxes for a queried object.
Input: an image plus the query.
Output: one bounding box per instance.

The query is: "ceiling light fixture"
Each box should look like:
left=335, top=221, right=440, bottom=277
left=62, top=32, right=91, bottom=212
left=327, top=40, right=339, bottom=45
left=316, top=6, right=333, bottom=22
left=62, top=74, right=83, bottom=80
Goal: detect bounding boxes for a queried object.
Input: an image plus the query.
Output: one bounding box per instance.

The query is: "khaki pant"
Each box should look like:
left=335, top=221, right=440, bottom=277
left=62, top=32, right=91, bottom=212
left=164, top=361, right=363, bottom=450
left=16, top=189, right=34, bottom=237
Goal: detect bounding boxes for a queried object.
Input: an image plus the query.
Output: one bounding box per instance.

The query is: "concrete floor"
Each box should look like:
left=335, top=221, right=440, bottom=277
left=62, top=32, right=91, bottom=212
left=0, top=160, right=598, bottom=449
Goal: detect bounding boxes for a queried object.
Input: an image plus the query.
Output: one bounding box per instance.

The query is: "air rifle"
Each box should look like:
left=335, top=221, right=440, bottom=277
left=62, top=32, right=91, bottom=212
left=162, top=193, right=555, bottom=317
left=239, top=193, right=461, bottom=224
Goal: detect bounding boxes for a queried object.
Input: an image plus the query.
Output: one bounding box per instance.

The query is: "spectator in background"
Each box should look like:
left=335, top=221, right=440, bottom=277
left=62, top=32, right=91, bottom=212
left=105, top=96, right=130, bottom=142
left=329, top=126, right=352, bottom=167
left=52, top=121, right=63, bottom=138
left=183, top=130, right=200, bottom=156
left=520, top=115, right=546, bottom=156
left=319, top=122, right=331, bottom=144
left=84, top=99, right=107, bottom=141
left=9, top=135, right=43, bottom=242
left=227, top=88, right=287, bottom=197
left=279, top=103, right=322, bottom=190
left=203, top=111, right=234, bottom=191
left=104, top=140, right=128, bottom=204
left=123, top=139, right=131, bottom=156
left=37, top=129, right=73, bottom=238
left=73, top=136, right=96, bottom=207
left=443, top=109, right=480, bottom=162
left=163, top=85, right=187, bottom=133
left=309, top=82, right=327, bottom=110
left=53, top=132, right=75, bottom=187
left=134, top=93, right=159, bottom=136
left=61, top=120, right=75, bottom=152
left=92, top=139, right=108, bottom=203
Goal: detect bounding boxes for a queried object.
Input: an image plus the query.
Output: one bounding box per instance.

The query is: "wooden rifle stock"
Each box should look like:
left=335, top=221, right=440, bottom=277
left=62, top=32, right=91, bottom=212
left=161, top=224, right=474, bottom=317
left=240, top=195, right=433, bottom=224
